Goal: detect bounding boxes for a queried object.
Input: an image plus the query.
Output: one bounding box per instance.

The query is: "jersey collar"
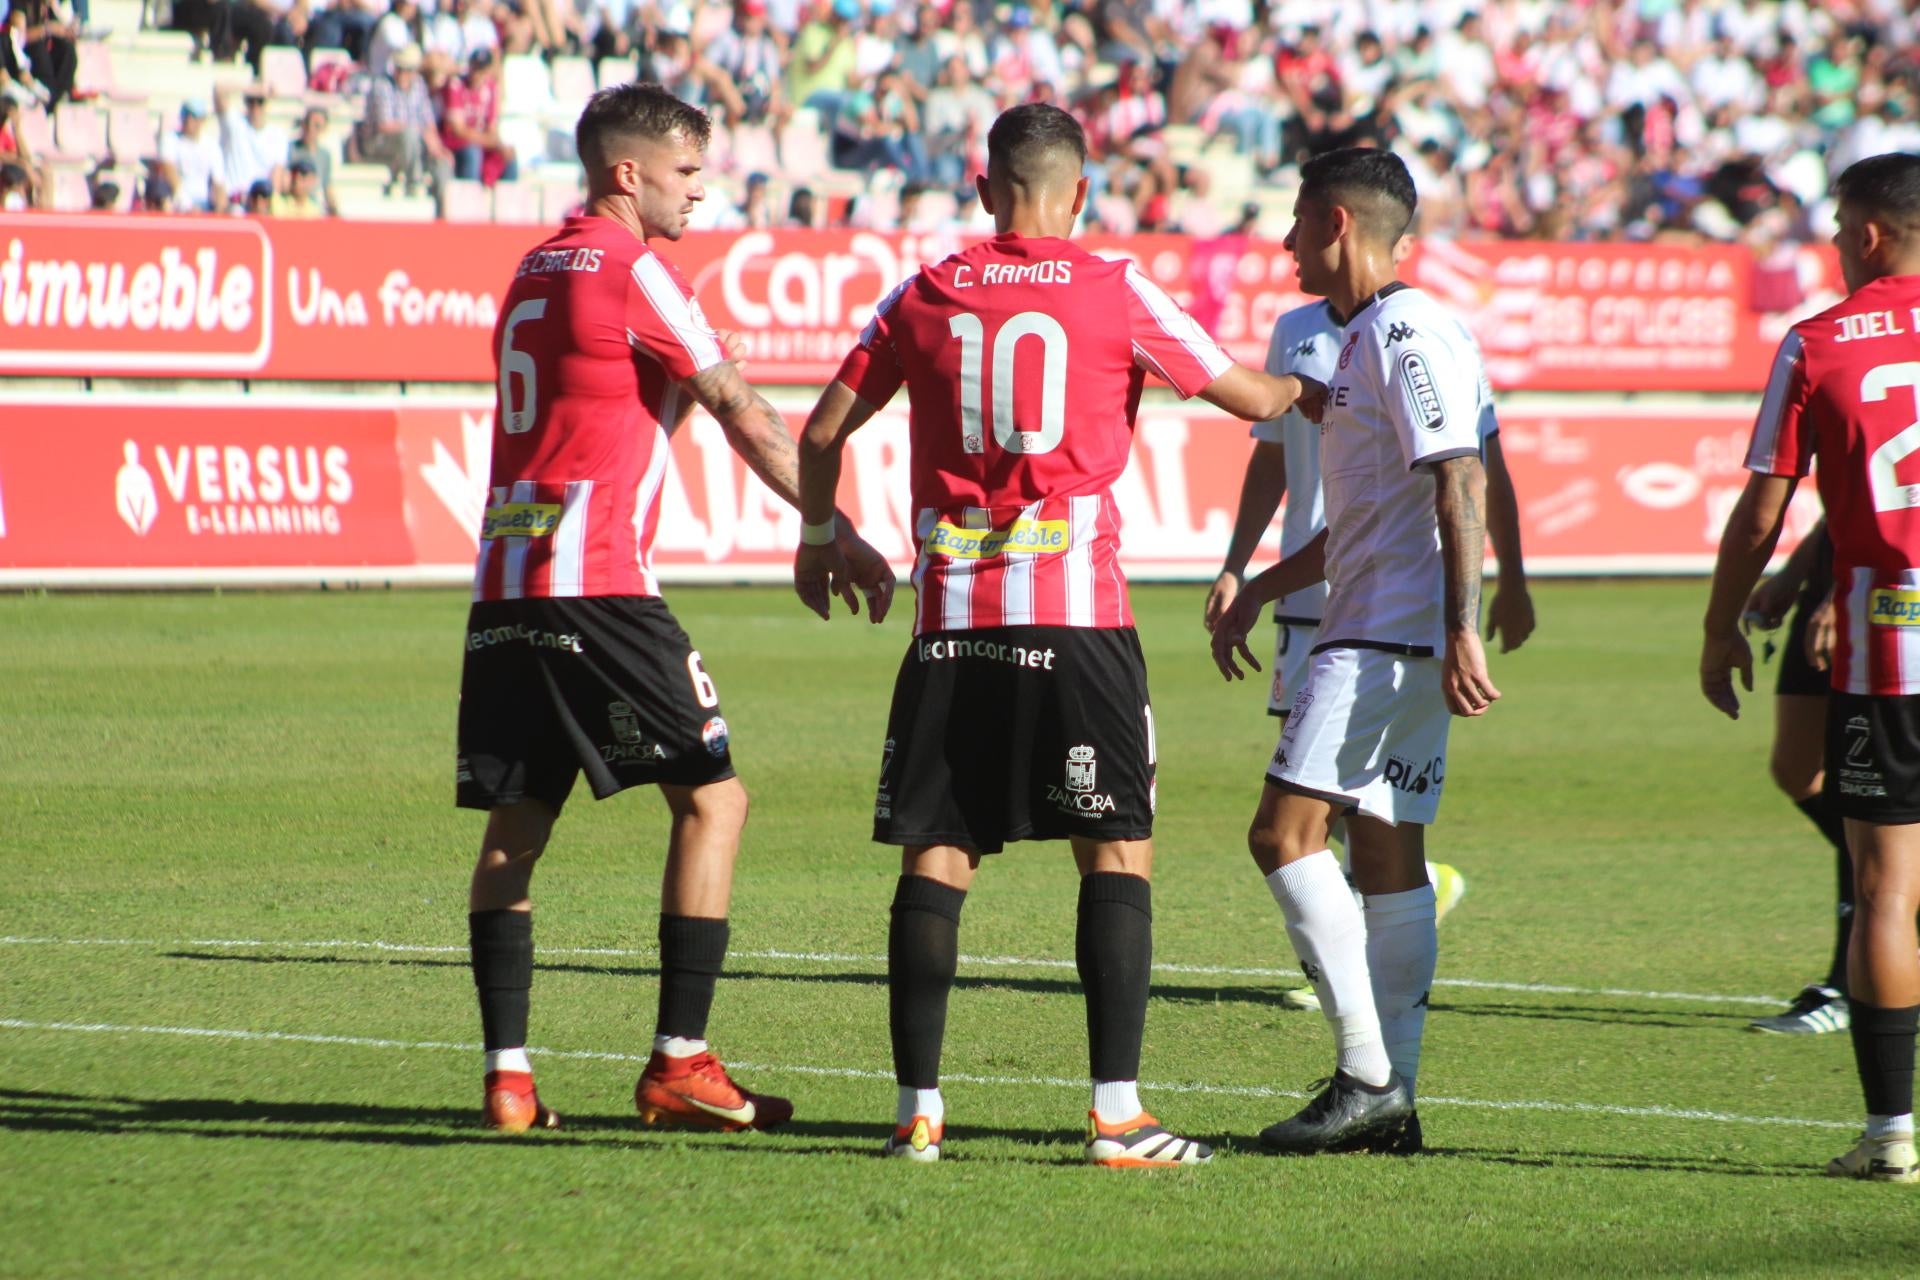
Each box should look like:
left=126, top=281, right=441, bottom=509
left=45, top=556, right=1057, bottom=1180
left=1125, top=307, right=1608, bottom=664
left=1344, top=280, right=1411, bottom=324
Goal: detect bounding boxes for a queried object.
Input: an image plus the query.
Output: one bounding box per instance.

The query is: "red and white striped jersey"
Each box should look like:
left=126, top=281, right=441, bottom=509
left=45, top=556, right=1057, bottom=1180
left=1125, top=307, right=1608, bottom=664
left=834, top=233, right=1232, bottom=633
left=1745, top=272, right=1920, bottom=695
left=473, top=216, right=726, bottom=602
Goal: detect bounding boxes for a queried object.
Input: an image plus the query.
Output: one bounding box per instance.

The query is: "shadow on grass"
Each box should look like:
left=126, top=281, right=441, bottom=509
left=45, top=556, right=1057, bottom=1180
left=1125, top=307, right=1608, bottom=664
left=161, top=950, right=1308, bottom=1010
left=1428, top=1001, right=1756, bottom=1029
left=162, top=952, right=1757, bottom=1029
left=0, top=1088, right=1069, bottom=1161
left=1418, top=1143, right=1821, bottom=1178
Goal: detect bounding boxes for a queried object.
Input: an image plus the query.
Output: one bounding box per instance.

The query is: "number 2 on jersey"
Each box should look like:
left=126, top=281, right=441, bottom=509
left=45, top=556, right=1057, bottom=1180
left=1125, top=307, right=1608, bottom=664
left=948, top=310, right=1067, bottom=455
left=498, top=299, right=548, bottom=435
left=1864, top=361, right=1920, bottom=512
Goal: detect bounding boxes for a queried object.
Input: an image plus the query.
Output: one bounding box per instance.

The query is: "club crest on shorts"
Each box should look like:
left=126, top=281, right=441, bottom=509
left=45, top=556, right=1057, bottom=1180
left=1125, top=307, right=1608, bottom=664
left=701, top=716, right=730, bottom=757
left=609, top=701, right=644, bottom=745
left=1065, top=744, right=1098, bottom=793
left=879, top=737, right=895, bottom=786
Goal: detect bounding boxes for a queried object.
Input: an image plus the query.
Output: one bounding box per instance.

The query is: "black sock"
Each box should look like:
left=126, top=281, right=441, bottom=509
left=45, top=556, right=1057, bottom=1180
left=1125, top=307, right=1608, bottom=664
left=1849, top=1001, right=1919, bottom=1117
left=1077, top=872, right=1152, bottom=1083
left=889, top=875, right=965, bottom=1089
left=470, top=909, right=532, bottom=1054
left=656, top=915, right=729, bottom=1042
left=1796, top=795, right=1854, bottom=994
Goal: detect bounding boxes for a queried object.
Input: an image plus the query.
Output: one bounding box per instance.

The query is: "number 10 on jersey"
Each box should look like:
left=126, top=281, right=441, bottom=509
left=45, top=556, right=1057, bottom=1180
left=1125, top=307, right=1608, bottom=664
left=949, top=310, right=1068, bottom=456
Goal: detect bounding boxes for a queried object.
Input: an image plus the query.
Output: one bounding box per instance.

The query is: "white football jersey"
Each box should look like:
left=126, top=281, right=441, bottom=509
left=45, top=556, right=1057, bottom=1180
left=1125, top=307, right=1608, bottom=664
left=1317, top=284, right=1493, bottom=656
left=1252, top=301, right=1338, bottom=624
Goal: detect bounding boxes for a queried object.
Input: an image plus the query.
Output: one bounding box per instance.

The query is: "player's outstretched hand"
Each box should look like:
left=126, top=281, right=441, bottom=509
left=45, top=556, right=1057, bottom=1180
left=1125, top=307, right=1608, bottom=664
left=1742, top=573, right=1797, bottom=633
left=1293, top=374, right=1328, bottom=424
left=839, top=528, right=896, bottom=625
left=1699, top=628, right=1753, bottom=719
left=794, top=541, right=854, bottom=621
left=1485, top=583, right=1535, bottom=653
left=1442, top=629, right=1501, bottom=716
left=1210, top=592, right=1264, bottom=681
left=1203, top=570, right=1241, bottom=632
left=1805, top=595, right=1836, bottom=672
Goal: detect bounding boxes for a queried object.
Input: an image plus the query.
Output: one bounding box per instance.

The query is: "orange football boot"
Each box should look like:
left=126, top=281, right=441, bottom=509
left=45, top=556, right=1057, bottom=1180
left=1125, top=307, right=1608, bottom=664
left=483, top=1070, right=560, bottom=1133
left=634, top=1051, right=792, bottom=1132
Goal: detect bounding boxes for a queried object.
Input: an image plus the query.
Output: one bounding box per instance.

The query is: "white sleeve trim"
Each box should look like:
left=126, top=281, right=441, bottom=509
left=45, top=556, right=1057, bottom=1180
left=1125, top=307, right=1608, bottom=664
left=859, top=272, right=919, bottom=347
left=1124, top=262, right=1234, bottom=387
left=1745, top=331, right=1806, bottom=473
left=629, top=253, right=726, bottom=372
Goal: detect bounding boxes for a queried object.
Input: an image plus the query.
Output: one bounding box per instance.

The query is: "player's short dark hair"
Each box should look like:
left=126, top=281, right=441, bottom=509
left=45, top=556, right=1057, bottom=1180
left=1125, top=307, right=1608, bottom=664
left=1834, top=153, right=1920, bottom=231
left=1299, top=146, right=1417, bottom=243
left=576, top=82, right=711, bottom=171
left=986, top=103, right=1086, bottom=185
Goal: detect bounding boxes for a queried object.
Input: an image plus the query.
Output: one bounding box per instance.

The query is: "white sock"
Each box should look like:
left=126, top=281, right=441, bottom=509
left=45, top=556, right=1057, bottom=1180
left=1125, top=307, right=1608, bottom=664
left=1365, top=883, right=1439, bottom=1094
left=653, top=1034, right=708, bottom=1058
left=1092, top=1079, right=1142, bottom=1124
left=1268, top=851, right=1390, bottom=1086
left=1867, top=1112, right=1916, bottom=1141
left=1424, top=861, right=1439, bottom=888
left=485, top=1047, right=531, bottom=1074
left=897, top=1086, right=943, bottom=1128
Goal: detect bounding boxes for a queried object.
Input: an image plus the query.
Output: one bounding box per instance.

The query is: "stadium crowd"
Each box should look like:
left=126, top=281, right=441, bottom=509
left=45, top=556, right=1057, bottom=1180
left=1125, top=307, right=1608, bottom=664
left=1, top=0, right=1918, bottom=238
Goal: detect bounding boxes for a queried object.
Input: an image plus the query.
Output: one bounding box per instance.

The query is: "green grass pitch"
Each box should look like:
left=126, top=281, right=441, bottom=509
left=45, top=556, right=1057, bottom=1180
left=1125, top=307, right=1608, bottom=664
left=1, top=582, right=1914, bottom=1277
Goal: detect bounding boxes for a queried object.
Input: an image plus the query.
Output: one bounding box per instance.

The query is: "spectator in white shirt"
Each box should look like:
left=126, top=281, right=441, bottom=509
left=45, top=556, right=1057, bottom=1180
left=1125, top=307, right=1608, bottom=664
left=366, top=0, right=417, bottom=79
left=157, top=100, right=228, bottom=211
left=218, top=86, right=288, bottom=204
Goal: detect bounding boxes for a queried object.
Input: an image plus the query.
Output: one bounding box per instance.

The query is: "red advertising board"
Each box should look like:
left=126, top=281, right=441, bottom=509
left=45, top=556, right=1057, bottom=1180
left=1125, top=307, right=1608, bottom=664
left=0, top=215, right=1841, bottom=392
left=0, top=392, right=1820, bottom=586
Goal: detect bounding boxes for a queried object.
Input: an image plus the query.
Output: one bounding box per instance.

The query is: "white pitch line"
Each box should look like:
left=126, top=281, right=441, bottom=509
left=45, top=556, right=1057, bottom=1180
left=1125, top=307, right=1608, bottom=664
left=0, top=1016, right=1855, bottom=1132
left=0, top=935, right=1788, bottom=1008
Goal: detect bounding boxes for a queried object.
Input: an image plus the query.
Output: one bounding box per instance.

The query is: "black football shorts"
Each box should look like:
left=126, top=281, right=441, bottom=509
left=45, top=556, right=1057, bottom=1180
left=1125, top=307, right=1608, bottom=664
left=456, top=596, right=735, bottom=814
left=1776, top=535, right=1835, bottom=698
left=1827, top=691, right=1920, bottom=824
left=873, top=626, right=1155, bottom=854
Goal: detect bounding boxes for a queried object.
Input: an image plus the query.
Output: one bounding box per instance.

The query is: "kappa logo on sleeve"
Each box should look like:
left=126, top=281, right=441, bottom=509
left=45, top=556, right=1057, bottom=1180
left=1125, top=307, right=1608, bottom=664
left=1385, top=322, right=1415, bottom=344
left=1398, top=352, right=1446, bottom=431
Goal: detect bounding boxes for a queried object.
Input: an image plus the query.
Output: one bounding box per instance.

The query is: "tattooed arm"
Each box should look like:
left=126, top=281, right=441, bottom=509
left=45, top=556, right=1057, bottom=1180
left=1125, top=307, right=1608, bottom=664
left=684, top=360, right=894, bottom=622
left=1433, top=453, right=1501, bottom=716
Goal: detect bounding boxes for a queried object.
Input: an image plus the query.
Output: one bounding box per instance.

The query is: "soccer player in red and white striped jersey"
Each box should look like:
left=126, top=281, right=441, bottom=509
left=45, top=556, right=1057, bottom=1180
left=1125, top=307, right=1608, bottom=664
left=1704, top=152, right=1920, bottom=1183
left=458, top=83, right=892, bottom=1139
left=792, top=103, right=1320, bottom=1166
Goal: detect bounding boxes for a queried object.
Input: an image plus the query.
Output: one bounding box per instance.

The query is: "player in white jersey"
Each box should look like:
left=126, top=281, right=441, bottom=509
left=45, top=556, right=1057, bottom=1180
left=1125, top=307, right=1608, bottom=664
left=1203, top=287, right=1535, bottom=1012
left=1209, top=149, right=1501, bottom=1156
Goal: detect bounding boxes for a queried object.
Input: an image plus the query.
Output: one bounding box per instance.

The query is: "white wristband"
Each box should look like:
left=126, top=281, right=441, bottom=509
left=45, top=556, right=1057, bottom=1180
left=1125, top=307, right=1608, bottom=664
left=800, top=517, right=838, bottom=546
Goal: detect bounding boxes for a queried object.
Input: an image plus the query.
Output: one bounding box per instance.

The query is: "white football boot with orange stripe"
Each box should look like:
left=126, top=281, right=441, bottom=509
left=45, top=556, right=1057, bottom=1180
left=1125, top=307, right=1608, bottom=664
left=1084, top=1112, right=1213, bottom=1167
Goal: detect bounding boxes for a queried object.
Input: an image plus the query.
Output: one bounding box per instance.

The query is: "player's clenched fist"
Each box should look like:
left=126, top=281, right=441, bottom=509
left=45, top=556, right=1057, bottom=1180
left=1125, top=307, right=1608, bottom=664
left=1441, top=630, right=1501, bottom=716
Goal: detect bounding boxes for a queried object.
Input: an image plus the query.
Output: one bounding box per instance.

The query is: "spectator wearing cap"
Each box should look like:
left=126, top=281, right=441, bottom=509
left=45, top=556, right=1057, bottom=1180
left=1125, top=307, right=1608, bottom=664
left=88, top=178, right=119, bottom=210
left=272, top=156, right=325, bottom=216
left=158, top=100, right=228, bottom=211
left=139, top=171, right=173, bottom=211
left=987, top=6, right=1060, bottom=104
left=705, top=0, right=788, bottom=126
left=788, top=0, right=859, bottom=118
left=440, top=46, right=516, bottom=184
left=218, top=86, right=288, bottom=207
left=357, top=43, right=452, bottom=215
left=243, top=177, right=274, bottom=213
left=287, top=105, right=338, bottom=215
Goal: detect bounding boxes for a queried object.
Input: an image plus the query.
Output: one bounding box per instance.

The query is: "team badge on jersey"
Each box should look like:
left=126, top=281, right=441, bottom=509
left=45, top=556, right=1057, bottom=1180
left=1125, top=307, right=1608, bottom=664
left=1338, top=331, right=1361, bottom=369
